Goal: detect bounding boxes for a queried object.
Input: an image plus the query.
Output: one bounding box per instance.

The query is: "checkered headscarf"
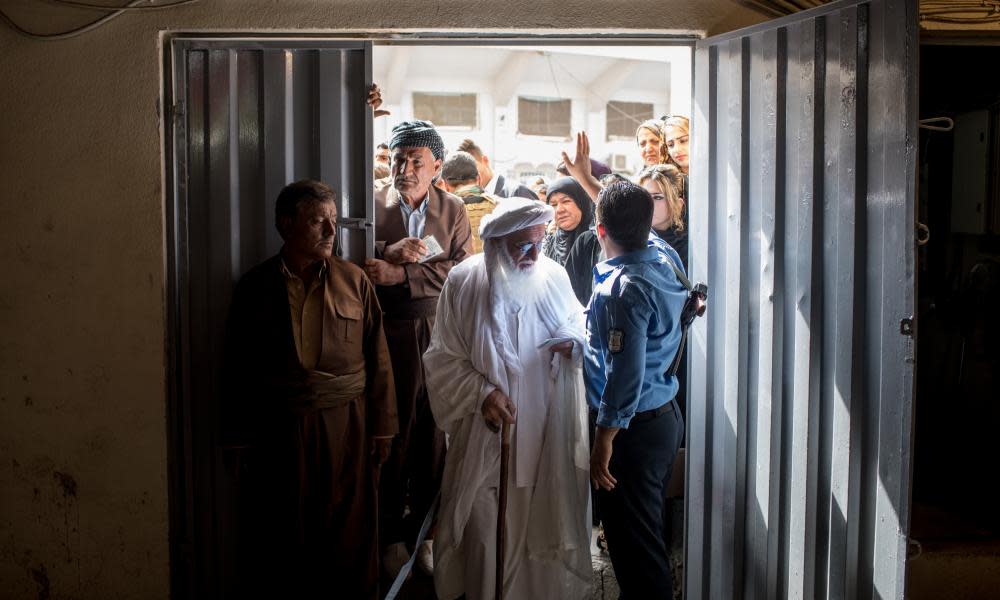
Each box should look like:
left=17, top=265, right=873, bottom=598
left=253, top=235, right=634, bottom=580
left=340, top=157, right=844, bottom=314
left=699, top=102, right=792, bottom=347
left=388, top=120, right=445, bottom=160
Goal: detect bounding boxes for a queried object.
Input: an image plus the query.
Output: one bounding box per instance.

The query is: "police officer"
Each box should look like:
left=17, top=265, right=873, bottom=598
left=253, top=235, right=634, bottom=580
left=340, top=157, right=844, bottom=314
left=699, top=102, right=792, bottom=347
left=584, top=179, right=687, bottom=599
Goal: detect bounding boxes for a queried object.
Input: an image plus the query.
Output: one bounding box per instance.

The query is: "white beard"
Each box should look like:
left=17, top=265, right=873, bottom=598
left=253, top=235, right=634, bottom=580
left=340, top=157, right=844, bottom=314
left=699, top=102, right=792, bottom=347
left=492, top=245, right=546, bottom=309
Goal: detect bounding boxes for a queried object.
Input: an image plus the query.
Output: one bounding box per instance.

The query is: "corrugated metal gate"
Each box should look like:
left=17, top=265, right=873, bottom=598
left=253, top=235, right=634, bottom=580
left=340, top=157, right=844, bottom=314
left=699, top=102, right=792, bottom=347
left=165, top=39, right=373, bottom=598
left=685, top=1, right=918, bottom=599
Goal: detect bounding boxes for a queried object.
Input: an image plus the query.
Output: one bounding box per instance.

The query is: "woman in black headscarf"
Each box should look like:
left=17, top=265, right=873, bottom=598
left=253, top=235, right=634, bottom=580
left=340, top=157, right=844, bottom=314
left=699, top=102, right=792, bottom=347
left=541, top=176, right=593, bottom=267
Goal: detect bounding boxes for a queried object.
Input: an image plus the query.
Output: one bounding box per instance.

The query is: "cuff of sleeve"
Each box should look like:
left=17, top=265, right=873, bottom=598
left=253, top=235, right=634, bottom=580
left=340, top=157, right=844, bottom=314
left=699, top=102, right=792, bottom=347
left=403, top=263, right=424, bottom=296
left=479, top=381, right=497, bottom=413
left=597, top=402, right=634, bottom=429
left=375, top=241, right=386, bottom=257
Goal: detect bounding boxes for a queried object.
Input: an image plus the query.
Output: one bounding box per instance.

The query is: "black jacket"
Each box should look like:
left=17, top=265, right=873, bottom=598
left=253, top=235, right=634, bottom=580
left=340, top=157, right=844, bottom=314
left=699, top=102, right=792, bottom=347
left=563, top=229, right=603, bottom=306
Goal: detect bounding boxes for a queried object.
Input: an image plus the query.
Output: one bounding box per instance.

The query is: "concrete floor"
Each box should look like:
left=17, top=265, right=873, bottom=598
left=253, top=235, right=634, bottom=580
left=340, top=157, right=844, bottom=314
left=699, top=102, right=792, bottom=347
left=385, top=531, right=629, bottom=600
left=906, top=502, right=1000, bottom=600
left=389, top=500, right=687, bottom=600
left=589, top=528, right=620, bottom=600
left=907, top=544, right=1000, bottom=600
left=385, top=499, right=1000, bottom=600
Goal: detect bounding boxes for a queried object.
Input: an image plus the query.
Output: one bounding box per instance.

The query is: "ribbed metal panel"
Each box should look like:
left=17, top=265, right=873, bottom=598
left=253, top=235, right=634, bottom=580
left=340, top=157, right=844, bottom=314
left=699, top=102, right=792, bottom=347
left=685, top=1, right=917, bottom=598
left=166, top=39, right=372, bottom=598
left=179, top=41, right=374, bottom=271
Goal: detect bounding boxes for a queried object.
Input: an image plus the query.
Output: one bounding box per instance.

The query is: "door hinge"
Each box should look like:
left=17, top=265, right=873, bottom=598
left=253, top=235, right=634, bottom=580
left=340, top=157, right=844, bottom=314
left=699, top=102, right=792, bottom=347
left=336, top=218, right=373, bottom=231
left=170, top=100, right=185, bottom=122
left=900, top=317, right=914, bottom=337
left=916, top=222, right=930, bottom=246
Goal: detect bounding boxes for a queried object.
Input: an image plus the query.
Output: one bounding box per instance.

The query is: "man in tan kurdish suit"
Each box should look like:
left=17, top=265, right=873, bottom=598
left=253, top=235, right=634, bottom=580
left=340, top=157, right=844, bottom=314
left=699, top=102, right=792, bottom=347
left=224, top=179, right=397, bottom=599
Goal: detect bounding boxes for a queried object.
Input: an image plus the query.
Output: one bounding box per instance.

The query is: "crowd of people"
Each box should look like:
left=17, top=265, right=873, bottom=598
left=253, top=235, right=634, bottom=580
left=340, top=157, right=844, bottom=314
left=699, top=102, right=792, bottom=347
left=223, top=83, right=696, bottom=600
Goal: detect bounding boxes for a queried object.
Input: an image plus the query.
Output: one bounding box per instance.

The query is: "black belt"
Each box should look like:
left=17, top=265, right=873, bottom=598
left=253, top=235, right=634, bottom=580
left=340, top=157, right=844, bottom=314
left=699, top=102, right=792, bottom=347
left=631, top=401, right=675, bottom=423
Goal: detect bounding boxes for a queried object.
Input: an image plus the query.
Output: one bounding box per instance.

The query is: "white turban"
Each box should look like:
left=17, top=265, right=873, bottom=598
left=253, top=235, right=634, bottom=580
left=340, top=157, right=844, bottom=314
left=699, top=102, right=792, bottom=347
left=479, top=197, right=553, bottom=240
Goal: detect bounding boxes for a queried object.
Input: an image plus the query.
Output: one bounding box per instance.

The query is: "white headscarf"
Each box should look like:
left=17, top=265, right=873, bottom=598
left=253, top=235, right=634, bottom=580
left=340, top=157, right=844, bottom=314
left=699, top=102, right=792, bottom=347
left=479, top=197, right=553, bottom=240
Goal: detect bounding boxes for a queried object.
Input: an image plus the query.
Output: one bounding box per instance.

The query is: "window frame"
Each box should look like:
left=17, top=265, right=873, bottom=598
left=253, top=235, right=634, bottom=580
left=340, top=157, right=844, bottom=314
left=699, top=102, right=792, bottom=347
left=412, top=91, right=479, bottom=129
left=605, top=99, right=655, bottom=141
left=516, top=95, right=573, bottom=139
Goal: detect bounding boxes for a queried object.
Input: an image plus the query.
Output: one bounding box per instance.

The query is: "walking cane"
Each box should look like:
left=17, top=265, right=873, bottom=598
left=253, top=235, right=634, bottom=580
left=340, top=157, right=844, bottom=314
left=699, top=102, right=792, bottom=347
left=495, top=420, right=511, bottom=600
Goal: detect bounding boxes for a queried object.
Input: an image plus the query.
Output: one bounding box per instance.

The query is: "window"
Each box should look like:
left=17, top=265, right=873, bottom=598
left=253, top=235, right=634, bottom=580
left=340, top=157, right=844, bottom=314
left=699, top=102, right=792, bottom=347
left=412, top=92, right=477, bottom=128
left=606, top=100, right=654, bottom=139
left=517, top=96, right=572, bottom=138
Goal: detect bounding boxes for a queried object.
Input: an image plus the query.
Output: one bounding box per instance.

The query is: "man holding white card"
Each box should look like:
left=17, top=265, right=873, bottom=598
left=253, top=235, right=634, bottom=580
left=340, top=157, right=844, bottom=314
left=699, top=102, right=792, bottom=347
left=365, top=120, right=473, bottom=579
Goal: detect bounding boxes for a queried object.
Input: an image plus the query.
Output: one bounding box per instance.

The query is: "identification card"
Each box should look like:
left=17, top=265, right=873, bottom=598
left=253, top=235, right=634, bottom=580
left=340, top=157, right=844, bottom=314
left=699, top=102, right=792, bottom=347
left=608, top=328, right=625, bottom=353
left=418, top=234, right=444, bottom=263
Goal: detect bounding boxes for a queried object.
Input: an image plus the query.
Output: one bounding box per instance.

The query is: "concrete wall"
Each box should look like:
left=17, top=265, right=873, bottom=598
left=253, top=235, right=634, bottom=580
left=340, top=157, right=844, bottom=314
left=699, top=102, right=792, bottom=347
left=0, top=1, right=766, bottom=598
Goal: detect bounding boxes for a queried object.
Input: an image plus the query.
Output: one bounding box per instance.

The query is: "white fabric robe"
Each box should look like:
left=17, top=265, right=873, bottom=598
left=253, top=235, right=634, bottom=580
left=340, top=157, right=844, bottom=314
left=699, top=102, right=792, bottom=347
left=424, top=253, right=592, bottom=600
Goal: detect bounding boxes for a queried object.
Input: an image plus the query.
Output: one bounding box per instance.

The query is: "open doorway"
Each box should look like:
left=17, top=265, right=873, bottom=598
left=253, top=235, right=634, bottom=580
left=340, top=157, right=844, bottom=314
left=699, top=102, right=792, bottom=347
left=370, top=41, right=693, bottom=600
left=908, top=42, right=1000, bottom=600
left=164, top=34, right=694, bottom=600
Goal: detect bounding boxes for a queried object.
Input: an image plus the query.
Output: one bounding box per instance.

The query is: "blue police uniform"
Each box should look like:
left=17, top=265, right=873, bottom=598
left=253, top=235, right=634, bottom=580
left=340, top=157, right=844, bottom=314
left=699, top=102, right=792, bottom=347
left=584, top=234, right=687, bottom=599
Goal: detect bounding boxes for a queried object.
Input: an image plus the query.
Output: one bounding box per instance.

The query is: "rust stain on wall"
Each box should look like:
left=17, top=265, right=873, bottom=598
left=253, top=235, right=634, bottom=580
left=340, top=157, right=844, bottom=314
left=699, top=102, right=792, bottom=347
left=53, top=472, right=77, bottom=499
left=29, top=564, right=50, bottom=600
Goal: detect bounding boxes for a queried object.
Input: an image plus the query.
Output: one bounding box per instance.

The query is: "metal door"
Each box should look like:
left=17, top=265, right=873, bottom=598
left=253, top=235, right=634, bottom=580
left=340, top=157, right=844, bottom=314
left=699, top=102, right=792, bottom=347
left=686, top=1, right=917, bottom=598
left=164, top=38, right=373, bottom=598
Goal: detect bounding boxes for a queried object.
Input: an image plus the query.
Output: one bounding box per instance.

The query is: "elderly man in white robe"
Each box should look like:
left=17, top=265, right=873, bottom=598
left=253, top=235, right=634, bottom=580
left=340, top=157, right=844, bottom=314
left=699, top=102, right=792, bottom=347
left=424, top=198, right=593, bottom=600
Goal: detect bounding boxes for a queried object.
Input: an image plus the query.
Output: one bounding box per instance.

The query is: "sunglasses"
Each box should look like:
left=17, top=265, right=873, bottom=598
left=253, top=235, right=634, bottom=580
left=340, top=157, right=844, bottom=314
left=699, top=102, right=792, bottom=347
left=512, top=240, right=543, bottom=255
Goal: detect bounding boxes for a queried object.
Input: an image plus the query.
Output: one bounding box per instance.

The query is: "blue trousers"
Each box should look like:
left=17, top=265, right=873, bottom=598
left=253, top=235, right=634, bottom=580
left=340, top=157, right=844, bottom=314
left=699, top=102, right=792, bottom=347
left=597, top=402, right=684, bottom=599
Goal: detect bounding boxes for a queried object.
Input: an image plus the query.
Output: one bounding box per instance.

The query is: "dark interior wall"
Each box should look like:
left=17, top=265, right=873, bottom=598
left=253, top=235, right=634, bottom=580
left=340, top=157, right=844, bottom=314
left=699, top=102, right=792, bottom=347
left=913, top=44, right=1000, bottom=532
left=0, top=1, right=769, bottom=598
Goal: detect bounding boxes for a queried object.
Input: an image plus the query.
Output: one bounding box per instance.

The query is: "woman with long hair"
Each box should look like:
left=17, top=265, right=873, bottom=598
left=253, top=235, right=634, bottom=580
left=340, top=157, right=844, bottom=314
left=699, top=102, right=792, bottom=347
left=661, top=115, right=690, bottom=175
left=636, top=163, right=688, bottom=269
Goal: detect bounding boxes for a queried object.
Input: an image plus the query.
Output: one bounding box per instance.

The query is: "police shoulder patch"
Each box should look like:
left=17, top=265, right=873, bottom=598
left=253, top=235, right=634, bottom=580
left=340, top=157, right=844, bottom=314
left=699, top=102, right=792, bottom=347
left=608, top=328, right=625, bottom=353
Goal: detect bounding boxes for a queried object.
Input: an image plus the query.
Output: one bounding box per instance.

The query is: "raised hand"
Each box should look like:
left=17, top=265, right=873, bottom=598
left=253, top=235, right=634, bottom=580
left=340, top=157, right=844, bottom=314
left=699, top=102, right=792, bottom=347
left=561, top=131, right=602, bottom=202
left=560, top=131, right=593, bottom=182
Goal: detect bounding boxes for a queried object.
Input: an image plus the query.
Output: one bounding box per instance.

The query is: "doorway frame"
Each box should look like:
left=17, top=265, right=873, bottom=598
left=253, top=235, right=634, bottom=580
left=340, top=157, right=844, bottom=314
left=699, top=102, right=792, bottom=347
left=162, top=31, right=697, bottom=599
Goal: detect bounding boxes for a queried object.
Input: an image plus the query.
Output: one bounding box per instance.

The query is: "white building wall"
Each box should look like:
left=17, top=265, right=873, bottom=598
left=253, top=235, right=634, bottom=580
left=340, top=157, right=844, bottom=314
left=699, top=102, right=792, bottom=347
left=375, top=48, right=688, bottom=185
